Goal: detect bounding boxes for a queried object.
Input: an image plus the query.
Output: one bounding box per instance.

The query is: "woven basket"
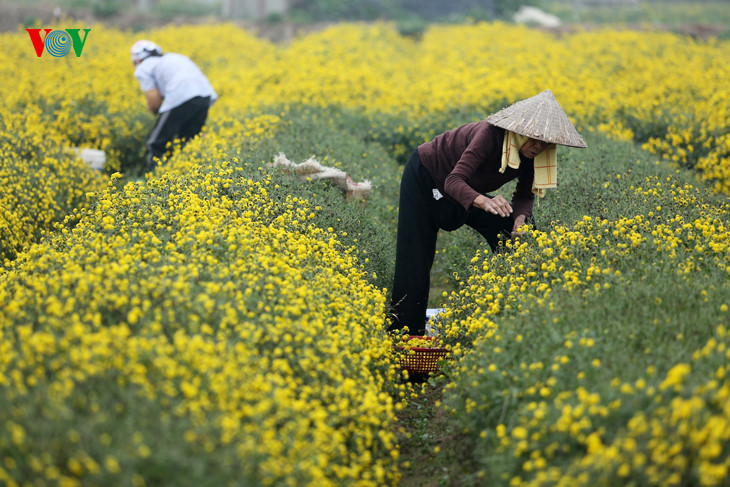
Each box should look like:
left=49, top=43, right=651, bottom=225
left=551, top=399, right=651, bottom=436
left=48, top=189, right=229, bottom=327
left=395, top=335, right=448, bottom=379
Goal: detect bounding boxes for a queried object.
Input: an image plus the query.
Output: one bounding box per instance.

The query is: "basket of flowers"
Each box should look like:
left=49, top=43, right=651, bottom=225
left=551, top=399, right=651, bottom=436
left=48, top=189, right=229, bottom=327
left=394, top=335, right=449, bottom=379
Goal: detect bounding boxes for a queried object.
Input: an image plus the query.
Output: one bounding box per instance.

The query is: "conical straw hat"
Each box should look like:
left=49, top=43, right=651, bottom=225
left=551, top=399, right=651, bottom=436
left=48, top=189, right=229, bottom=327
left=486, top=89, right=587, bottom=148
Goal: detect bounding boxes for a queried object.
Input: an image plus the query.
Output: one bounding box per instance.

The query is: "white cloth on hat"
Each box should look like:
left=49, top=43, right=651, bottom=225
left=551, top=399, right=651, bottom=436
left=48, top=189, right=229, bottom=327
left=500, top=131, right=557, bottom=198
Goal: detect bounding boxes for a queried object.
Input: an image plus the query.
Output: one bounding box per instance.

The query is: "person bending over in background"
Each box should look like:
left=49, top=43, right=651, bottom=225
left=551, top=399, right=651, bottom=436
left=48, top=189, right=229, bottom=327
left=130, top=40, right=218, bottom=172
left=388, top=89, right=587, bottom=335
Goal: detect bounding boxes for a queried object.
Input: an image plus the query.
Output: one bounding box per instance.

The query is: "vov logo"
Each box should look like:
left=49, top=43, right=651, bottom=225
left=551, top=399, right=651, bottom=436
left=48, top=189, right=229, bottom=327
left=26, top=28, right=91, bottom=57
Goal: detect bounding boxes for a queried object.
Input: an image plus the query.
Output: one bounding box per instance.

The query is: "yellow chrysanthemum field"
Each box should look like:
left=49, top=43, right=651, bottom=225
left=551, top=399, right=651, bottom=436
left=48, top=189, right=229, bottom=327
left=1, top=20, right=729, bottom=486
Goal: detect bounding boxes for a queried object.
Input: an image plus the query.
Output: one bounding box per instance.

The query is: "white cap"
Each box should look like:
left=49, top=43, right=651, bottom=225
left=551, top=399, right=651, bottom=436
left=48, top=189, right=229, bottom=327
left=130, top=40, right=162, bottom=64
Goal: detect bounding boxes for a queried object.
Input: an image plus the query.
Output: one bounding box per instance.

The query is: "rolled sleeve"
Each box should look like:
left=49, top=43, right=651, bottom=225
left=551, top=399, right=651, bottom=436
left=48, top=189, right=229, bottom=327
left=134, top=64, right=157, bottom=92
left=443, top=127, right=495, bottom=210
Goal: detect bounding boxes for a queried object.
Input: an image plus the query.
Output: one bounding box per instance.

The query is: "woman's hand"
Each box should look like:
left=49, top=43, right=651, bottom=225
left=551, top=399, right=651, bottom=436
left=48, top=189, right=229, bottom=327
left=473, top=194, right=513, bottom=217
left=511, top=214, right=528, bottom=237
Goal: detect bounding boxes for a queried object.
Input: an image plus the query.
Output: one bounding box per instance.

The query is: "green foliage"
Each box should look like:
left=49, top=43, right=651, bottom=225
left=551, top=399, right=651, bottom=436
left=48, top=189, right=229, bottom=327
left=543, top=0, right=730, bottom=28
left=289, top=0, right=541, bottom=23
left=290, top=0, right=400, bottom=22
left=395, top=17, right=430, bottom=39
left=0, top=377, right=253, bottom=486
left=0, top=113, right=104, bottom=264
left=135, top=105, right=403, bottom=291
left=21, top=17, right=41, bottom=29
left=437, top=132, right=730, bottom=485
left=92, top=0, right=121, bottom=18
left=330, top=105, right=503, bottom=164
left=244, top=107, right=400, bottom=290
left=492, top=0, right=541, bottom=18
left=152, top=0, right=219, bottom=20
left=0, top=123, right=401, bottom=484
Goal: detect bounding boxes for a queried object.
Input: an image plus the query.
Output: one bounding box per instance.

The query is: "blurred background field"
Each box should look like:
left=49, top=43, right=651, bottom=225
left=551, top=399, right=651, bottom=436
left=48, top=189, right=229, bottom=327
left=1, top=0, right=729, bottom=39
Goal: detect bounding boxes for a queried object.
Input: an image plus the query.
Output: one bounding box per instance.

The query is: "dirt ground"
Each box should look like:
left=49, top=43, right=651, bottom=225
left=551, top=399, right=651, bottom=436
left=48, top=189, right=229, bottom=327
left=394, top=380, right=480, bottom=487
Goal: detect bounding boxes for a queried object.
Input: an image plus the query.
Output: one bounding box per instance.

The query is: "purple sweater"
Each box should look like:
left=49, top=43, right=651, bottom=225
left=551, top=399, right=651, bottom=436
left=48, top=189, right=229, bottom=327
left=417, top=120, right=535, bottom=219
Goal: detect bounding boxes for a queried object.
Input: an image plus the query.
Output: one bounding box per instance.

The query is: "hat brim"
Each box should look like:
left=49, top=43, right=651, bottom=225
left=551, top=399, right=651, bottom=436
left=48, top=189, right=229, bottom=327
left=486, top=90, right=588, bottom=148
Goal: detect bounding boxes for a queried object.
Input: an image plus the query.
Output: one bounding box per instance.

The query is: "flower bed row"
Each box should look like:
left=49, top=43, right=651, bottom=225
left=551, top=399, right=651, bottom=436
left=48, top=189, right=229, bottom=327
left=0, top=109, right=104, bottom=263
left=0, top=121, right=405, bottom=484
left=437, top=158, right=730, bottom=485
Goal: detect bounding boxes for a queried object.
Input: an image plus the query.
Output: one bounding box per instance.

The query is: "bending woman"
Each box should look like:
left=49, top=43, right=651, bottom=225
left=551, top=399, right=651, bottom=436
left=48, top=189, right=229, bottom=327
left=389, top=89, right=587, bottom=334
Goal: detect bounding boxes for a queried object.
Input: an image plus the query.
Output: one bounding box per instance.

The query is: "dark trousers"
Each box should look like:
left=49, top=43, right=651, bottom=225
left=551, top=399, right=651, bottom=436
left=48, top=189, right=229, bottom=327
left=146, top=96, right=211, bottom=171
left=389, top=150, right=514, bottom=333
